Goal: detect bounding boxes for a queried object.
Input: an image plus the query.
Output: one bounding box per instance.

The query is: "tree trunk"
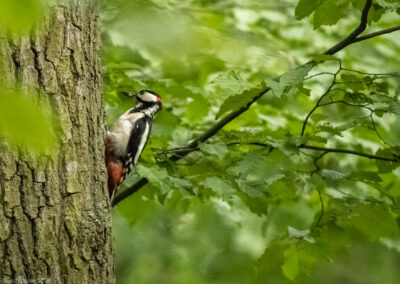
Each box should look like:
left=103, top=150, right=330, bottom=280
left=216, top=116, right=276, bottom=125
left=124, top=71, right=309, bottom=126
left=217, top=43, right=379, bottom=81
left=0, top=1, right=114, bottom=283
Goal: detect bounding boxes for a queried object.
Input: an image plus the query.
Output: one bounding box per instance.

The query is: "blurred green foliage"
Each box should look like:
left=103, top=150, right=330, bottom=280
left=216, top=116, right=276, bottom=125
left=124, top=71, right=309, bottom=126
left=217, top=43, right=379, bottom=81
left=102, top=0, right=400, bottom=282
left=0, top=0, right=45, bottom=33
left=0, top=84, right=55, bottom=153
left=0, top=0, right=55, bottom=153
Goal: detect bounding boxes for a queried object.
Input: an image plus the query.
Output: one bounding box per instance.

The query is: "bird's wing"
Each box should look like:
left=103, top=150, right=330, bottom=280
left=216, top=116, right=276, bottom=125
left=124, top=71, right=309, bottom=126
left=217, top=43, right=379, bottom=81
left=123, top=116, right=152, bottom=178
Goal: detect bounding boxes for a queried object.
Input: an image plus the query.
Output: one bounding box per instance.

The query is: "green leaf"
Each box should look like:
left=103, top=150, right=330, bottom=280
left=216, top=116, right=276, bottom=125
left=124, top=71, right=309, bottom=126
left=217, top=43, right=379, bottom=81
left=136, top=165, right=168, bottom=188
left=351, top=204, right=400, bottom=240
left=229, top=150, right=265, bottom=177
left=200, top=143, right=228, bottom=159
left=288, top=226, right=312, bottom=240
left=340, top=74, right=365, bottom=92
left=348, top=171, right=382, bottom=183
left=216, top=86, right=263, bottom=118
left=295, top=0, right=323, bottom=19
left=376, top=148, right=399, bottom=173
left=238, top=192, right=269, bottom=216
left=321, top=169, right=347, bottom=181
left=316, top=123, right=343, bottom=136
left=313, top=0, right=349, bottom=29
left=210, top=71, right=254, bottom=95
left=202, top=177, right=236, bottom=199
left=167, top=176, right=193, bottom=196
left=344, top=91, right=373, bottom=104
left=237, top=180, right=265, bottom=198
left=266, top=63, right=313, bottom=98
left=311, top=113, right=327, bottom=124
left=282, top=246, right=299, bottom=281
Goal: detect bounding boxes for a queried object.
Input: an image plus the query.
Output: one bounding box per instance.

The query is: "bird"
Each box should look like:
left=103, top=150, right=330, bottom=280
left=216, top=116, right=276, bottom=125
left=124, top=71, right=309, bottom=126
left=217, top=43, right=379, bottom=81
left=105, top=89, right=162, bottom=198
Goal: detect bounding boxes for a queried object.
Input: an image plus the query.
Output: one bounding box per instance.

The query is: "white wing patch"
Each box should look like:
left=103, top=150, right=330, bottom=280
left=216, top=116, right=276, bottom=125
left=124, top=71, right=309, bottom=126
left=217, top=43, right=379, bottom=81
left=109, top=111, right=145, bottom=157
left=134, top=121, right=150, bottom=164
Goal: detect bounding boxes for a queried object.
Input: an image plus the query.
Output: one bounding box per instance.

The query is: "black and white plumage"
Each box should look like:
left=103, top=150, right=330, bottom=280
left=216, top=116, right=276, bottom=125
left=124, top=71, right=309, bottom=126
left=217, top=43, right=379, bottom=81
left=105, top=90, right=162, bottom=197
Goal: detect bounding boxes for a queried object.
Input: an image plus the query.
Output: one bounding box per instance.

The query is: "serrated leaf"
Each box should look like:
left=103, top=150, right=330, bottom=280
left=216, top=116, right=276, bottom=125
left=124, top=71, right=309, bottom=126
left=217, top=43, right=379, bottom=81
left=200, top=143, right=228, bottom=159
left=313, top=0, right=349, bottom=29
left=210, top=70, right=254, bottom=95
left=295, top=0, right=323, bottom=20
left=203, top=177, right=236, bottom=199
left=266, top=63, right=313, bottom=98
left=316, top=124, right=343, bottom=136
left=321, top=169, right=347, bottom=181
left=230, top=150, right=265, bottom=176
left=167, top=176, right=193, bottom=196
left=237, top=180, right=265, bottom=198
left=136, top=164, right=168, bottom=187
left=216, top=86, right=263, bottom=118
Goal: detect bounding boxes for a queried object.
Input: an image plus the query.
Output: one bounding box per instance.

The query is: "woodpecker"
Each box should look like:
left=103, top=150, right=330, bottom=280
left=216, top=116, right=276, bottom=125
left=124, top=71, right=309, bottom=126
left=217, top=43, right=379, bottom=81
left=105, top=90, right=162, bottom=198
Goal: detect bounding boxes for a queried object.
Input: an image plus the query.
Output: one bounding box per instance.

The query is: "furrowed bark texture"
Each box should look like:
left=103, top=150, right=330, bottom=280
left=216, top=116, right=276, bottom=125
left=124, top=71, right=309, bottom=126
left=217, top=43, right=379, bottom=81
left=0, top=1, right=114, bottom=283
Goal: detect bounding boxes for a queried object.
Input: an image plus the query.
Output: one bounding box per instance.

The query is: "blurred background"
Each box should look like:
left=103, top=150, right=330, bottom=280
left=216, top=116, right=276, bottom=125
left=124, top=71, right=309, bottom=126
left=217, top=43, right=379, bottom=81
left=100, top=0, right=400, bottom=283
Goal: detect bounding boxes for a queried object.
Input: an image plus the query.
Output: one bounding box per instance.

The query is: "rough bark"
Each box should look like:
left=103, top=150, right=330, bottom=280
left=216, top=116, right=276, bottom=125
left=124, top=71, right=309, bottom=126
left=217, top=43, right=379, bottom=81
left=0, top=1, right=114, bottom=283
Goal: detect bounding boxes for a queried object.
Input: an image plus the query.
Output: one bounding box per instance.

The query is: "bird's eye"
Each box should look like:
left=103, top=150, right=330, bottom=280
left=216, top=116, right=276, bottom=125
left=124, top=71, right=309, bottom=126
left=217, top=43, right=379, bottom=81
left=139, top=90, right=145, bottom=95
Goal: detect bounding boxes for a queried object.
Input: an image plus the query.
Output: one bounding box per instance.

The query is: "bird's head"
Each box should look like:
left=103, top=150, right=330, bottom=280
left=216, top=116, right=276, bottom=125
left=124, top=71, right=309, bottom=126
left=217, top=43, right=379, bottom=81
left=135, top=89, right=162, bottom=116
left=136, top=89, right=162, bottom=104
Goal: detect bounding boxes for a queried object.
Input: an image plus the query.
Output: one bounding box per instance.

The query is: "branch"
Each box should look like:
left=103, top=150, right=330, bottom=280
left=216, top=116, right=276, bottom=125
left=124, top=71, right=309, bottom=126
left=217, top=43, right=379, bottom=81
left=111, top=178, right=148, bottom=206
left=324, top=0, right=372, bottom=55
left=324, top=1, right=400, bottom=54
left=300, top=144, right=398, bottom=162
left=228, top=142, right=399, bottom=163
left=354, top=26, right=400, bottom=42
left=111, top=0, right=400, bottom=206
left=169, top=90, right=269, bottom=162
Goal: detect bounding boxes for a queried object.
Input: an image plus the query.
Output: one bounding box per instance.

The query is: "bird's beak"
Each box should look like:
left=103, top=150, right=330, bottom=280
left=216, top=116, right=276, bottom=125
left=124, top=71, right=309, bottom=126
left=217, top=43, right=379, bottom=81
left=120, top=91, right=136, bottom=98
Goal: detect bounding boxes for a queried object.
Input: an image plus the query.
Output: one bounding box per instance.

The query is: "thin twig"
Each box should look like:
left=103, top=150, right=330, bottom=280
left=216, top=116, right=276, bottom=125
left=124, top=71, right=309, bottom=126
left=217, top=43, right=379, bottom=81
left=300, top=144, right=398, bottom=162
left=311, top=187, right=325, bottom=232
left=304, top=72, right=335, bottom=81
left=354, top=26, right=400, bottom=42
left=226, top=141, right=399, bottom=163
left=341, top=68, right=400, bottom=77
left=301, top=66, right=340, bottom=136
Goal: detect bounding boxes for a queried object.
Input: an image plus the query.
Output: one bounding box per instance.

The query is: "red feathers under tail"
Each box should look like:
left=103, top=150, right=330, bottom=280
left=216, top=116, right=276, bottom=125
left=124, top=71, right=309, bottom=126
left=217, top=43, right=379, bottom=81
left=105, top=136, right=123, bottom=197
